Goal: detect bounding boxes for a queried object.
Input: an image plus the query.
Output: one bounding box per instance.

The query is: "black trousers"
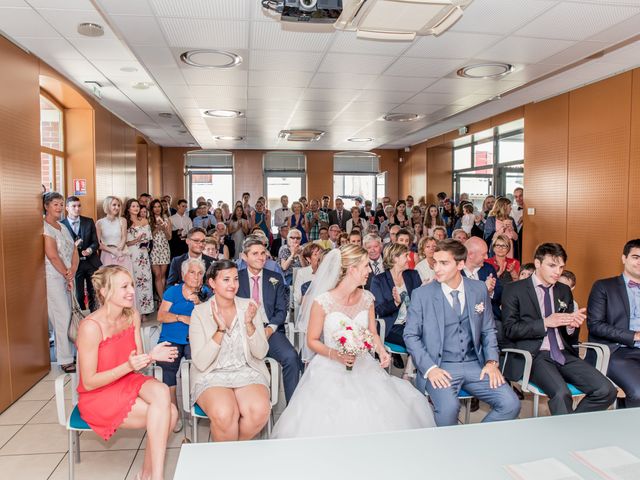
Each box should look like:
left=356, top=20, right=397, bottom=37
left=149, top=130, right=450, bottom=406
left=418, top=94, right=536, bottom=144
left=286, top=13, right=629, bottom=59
left=530, top=350, right=617, bottom=415
left=608, top=347, right=640, bottom=408
left=386, top=323, right=406, bottom=347
left=75, top=259, right=99, bottom=311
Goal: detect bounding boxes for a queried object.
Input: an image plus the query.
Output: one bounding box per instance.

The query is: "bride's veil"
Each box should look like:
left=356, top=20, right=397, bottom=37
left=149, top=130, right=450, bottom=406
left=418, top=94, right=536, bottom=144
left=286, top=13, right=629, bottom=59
left=296, top=247, right=342, bottom=362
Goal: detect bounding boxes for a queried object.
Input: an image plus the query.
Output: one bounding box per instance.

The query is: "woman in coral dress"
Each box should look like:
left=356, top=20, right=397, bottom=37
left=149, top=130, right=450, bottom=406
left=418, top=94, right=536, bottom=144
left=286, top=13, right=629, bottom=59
left=76, top=265, right=178, bottom=480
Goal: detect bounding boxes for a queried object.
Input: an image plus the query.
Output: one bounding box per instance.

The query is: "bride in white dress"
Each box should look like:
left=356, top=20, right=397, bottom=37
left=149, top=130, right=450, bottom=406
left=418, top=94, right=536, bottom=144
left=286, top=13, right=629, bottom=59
left=271, top=245, right=435, bottom=439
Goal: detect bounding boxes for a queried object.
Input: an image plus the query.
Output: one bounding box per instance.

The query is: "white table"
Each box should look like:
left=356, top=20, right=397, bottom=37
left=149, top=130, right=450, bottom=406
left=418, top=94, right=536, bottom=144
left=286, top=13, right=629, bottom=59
left=174, top=408, right=639, bottom=479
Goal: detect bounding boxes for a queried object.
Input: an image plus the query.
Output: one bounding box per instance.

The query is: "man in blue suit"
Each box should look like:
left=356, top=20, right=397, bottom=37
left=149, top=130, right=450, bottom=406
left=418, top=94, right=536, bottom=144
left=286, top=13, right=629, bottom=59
left=404, top=239, right=520, bottom=426
left=237, top=236, right=302, bottom=403
left=588, top=238, right=640, bottom=408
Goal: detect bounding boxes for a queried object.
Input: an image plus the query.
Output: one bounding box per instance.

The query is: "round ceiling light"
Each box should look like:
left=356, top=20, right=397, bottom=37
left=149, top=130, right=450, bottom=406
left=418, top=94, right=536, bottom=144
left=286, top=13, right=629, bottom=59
left=215, top=135, right=244, bottom=141
left=348, top=137, right=373, bottom=143
left=382, top=113, right=423, bottom=122
left=457, top=63, right=514, bottom=79
left=132, top=81, right=153, bottom=90
left=180, top=50, right=243, bottom=69
left=77, top=22, right=104, bottom=37
left=203, top=109, right=244, bottom=118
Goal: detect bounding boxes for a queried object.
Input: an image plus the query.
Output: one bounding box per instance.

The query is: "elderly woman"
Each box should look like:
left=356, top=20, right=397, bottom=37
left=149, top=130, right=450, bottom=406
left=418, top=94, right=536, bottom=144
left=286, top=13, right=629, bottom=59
left=156, top=257, right=207, bottom=432
left=486, top=234, right=521, bottom=284
left=346, top=205, right=368, bottom=233
left=189, top=260, right=271, bottom=441
left=278, top=228, right=304, bottom=285
left=370, top=243, right=421, bottom=379
left=414, top=236, right=437, bottom=284
left=293, top=243, right=323, bottom=306
left=43, top=192, right=79, bottom=373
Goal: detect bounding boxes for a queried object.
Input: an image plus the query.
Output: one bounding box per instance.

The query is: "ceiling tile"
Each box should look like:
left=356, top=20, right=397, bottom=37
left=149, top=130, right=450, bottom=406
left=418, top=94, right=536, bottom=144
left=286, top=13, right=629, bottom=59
left=451, top=0, right=557, bottom=35
left=296, top=100, right=345, bottom=112
left=318, top=53, right=396, bottom=75
left=330, top=31, right=411, bottom=55
left=309, top=72, right=378, bottom=89
left=478, top=36, right=576, bottom=64
left=111, top=15, right=166, bottom=46
left=190, top=85, right=247, bottom=100
left=249, top=70, right=313, bottom=88
left=150, top=0, right=248, bottom=19
left=515, top=2, right=640, bottom=41
left=301, top=88, right=359, bottom=102
left=424, top=78, right=482, bottom=95
left=250, top=50, right=323, bottom=71
left=384, top=57, right=464, bottom=78
left=365, top=75, right=436, bottom=93
left=68, top=38, right=136, bottom=61
left=131, top=46, right=176, bottom=66
left=251, top=21, right=333, bottom=52
left=0, top=7, right=59, bottom=37
left=403, top=32, right=502, bottom=59
left=392, top=103, right=449, bottom=115
left=95, top=0, right=155, bottom=16
left=407, top=91, right=463, bottom=105
left=158, top=17, right=248, bottom=49
left=355, top=90, right=415, bottom=103
left=181, top=68, right=248, bottom=86
left=14, top=36, right=84, bottom=60
left=28, top=0, right=94, bottom=9
left=37, top=8, right=119, bottom=39
left=248, top=86, right=304, bottom=100
left=147, top=66, right=187, bottom=85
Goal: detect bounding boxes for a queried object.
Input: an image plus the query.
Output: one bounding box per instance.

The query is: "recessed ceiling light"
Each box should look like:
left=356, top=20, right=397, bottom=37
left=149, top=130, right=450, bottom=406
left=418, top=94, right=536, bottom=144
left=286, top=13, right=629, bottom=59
left=382, top=113, right=424, bottom=122
left=180, top=50, right=243, bottom=69
left=158, top=112, right=173, bottom=118
left=215, top=135, right=244, bottom=141
left=203, top=109, right=244, bottom=118
left=348, top=137, right=373, bottom=142
left=120, top=66, right=138, bottom=73
left=77, top=22, right=104, bottom=37
left=457, top=63, right=514, bottom=79
left=132, top=81, right=153, bottom=90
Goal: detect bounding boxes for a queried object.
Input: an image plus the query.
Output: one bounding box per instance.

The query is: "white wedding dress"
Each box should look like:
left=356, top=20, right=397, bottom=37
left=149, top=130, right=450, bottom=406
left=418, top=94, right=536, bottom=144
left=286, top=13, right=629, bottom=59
left=271, top=290, right=435, bottom=439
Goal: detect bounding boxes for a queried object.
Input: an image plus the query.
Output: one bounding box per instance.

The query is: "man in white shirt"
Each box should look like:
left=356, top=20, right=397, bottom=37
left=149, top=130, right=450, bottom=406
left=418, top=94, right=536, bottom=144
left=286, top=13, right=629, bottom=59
left=511, top=187, right=524, bottom=260
left=169, top=199, right=193, bottom=257
left=273, top=195, right=292, bottom=229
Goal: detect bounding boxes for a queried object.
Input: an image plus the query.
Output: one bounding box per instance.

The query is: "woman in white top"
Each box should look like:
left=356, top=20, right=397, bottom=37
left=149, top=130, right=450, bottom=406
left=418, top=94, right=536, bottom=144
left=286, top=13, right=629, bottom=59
left=43, top=192, right=79, bottom=373
left=293, top=243, right=323, bottom=307
left=96, top=196, right=132, bottom=273
left=345, top=206, right=368, bottom=233
left=124, top=199, right=154, bottom=317
left=414, top=236, right=437, bottom=284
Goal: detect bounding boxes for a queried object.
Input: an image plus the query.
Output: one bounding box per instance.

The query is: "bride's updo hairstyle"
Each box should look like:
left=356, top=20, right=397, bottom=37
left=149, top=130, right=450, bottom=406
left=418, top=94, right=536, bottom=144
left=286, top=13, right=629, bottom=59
left=337, top=244, right=368, bottom=284
left=92, top=265, right=135, bottom=321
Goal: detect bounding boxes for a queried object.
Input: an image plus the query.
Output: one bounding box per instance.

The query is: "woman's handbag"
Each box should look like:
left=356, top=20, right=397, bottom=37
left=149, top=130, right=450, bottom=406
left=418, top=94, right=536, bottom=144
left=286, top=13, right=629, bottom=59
left=67, top=288, right=87, bottom=344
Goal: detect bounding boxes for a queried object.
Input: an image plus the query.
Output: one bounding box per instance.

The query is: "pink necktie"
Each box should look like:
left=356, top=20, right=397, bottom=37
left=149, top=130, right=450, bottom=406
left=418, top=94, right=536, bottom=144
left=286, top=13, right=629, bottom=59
left=252, top=276, right=260, bottom=304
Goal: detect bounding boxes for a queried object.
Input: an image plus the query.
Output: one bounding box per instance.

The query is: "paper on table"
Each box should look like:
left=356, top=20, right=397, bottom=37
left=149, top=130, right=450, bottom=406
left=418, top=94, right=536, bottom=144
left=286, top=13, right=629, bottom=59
left=504, top=457, right=584, bottom=480
left=572, top=446, right=640, bottom=480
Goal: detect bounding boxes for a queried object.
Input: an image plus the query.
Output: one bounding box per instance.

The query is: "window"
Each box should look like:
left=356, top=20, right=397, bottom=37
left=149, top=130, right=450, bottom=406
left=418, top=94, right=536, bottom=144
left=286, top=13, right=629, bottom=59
left=40, top=95, right=65, bottom=195
left=263, top=152, right=306, bottom=226
left=333, top=151, right=382, bottom=209
left=185, top=150, right=234, bottom=208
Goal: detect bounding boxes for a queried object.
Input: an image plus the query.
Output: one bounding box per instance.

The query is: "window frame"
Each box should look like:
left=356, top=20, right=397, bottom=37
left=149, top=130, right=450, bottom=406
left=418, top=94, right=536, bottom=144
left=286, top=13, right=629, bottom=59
left=39, top=91, right=66, bottom=196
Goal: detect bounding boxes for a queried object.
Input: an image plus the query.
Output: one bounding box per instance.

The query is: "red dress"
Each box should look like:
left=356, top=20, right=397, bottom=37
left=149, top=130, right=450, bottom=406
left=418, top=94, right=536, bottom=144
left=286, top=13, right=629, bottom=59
left=78, top=322, right=152, bottom=441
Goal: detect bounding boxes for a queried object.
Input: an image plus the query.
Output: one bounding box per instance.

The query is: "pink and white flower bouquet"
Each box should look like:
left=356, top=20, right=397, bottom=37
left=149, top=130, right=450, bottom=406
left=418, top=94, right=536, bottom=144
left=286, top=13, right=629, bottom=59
left=333, top=321, right=374, bottom=371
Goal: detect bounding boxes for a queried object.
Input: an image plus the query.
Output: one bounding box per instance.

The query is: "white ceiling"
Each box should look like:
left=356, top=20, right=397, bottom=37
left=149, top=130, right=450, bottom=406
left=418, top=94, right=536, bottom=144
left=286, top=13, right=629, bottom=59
left=0, top=0, right=639, bottom=150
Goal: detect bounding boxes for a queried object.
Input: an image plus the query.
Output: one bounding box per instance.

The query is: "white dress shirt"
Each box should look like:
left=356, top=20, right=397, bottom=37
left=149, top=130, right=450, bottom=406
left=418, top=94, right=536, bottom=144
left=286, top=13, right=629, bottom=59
left=274, top=207, right=292, bottom=228
left=248, top=269, right=278, bottom=334
left=369, top=257, right=385, bottom=276
left=512, top=205, right=524, bottom=231
left=170, top=212, right=192, bottom=233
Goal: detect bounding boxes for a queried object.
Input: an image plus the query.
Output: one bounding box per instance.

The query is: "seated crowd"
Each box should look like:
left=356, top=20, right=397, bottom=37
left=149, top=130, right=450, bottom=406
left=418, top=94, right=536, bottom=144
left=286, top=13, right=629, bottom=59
left=42, top=187, right=640, bottom=477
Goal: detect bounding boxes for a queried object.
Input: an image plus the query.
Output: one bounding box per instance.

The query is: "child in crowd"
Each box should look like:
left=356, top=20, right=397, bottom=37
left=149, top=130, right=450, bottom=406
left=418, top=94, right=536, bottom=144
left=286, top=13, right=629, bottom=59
left=559, top=270, right=579, bottom=310
left=460, top=203, right=475, bottom=235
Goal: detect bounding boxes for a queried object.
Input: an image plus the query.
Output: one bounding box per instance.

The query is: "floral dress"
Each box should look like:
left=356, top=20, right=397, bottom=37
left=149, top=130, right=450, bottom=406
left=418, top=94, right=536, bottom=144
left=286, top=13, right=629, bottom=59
left=127, top=224, right=154, bottom=314
left=150, top=222, right=171, bottom=266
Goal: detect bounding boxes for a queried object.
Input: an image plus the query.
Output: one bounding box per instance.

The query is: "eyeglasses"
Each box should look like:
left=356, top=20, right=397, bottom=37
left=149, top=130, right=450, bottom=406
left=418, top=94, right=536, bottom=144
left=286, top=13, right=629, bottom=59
left=190, top=239, right=206, bottom=244
left=289, top=236, right=301, bottom=240
left=494, top=244, right=509, bottom=249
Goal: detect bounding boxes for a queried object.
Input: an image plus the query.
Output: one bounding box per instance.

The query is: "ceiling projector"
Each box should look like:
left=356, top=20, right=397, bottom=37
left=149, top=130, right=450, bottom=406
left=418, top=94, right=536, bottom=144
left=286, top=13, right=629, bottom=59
left=262, top=0, right=343, bottom=23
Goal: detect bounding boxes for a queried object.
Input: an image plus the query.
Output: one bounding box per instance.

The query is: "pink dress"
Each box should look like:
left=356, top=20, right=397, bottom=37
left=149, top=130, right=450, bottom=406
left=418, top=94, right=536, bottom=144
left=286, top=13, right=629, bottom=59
left=78, top=321, right=151, bottom=440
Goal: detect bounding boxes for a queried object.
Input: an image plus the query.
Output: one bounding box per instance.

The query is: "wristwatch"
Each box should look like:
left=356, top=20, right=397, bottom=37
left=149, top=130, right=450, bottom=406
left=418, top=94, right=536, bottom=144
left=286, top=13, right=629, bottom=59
left=485, top=360, right=499, bottom=367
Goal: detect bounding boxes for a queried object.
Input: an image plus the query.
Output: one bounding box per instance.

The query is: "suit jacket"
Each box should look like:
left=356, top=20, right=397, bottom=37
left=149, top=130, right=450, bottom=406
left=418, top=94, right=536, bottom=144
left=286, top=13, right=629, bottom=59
left=166, top=253, right=215, bottom=290
left=270, top=236, right=285, bottom=259
left=462, top=263, right=504, bottom=344
left=501, top=277, right=578, bottom=380
left=371, top=269, right=422, bottom=339
left=237, top=268, right=288, bottom=331
left=404, top=278, right=499, bottom=395
left=328, top=209, right=351, bottom=231
left=587, top=275, right=636, bottom=353
left=60, top=216, right=101, bottom=269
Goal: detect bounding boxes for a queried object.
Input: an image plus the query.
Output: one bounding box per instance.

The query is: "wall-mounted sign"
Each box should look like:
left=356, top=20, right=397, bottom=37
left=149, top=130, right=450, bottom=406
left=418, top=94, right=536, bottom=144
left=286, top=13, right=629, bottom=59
left=73, top=179, right=87, bottom=196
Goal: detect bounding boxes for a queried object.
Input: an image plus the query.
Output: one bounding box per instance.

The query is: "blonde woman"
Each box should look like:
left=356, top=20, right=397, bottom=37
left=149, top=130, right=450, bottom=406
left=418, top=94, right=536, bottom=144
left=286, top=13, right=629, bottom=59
left=271, top=245, right=435, bottom=438
left=484, top=197, right=518, bottom=256
left=414, top=236, right=437, bottom=284
left=76, top=266, right=178, bottom=480
left=96, top=196, right=132, bottom=273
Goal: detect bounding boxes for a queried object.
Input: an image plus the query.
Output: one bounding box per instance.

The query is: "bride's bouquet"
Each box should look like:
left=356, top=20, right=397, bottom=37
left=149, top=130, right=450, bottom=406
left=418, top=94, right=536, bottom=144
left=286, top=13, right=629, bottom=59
left=333, top=321, right=374, bottom=371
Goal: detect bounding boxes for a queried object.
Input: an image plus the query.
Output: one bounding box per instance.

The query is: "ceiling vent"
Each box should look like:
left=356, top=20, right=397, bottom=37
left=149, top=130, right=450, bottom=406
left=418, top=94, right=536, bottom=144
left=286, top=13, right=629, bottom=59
left=334, top=0, right=473, bottom=41
left=278, top=129, right=326, bottom=142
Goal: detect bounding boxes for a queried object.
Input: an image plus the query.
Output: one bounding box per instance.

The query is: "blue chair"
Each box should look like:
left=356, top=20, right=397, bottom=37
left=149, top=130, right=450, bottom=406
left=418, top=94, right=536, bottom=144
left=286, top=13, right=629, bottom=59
left=376, top=318, right=412, bottom=376
left=180, top=358, right=280, bottom=442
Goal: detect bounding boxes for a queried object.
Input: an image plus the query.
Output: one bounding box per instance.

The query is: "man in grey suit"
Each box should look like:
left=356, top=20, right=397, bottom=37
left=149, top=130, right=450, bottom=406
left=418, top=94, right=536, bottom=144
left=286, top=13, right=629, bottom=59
left=328, top=197, right=351, bottom=231
left=404, top=239, right=520, bottom=426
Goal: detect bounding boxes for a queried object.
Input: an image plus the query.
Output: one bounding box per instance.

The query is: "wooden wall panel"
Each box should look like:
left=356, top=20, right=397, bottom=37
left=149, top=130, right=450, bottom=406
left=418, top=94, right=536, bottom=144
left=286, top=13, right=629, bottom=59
left=234, top=150, right=264, bottom=199
left=376, top=149, right=399, bottom=202
left=0, top=39, right=49, bottom=407
left=147, top=144, right=162, bottom=198
left=522, top=94, right=569, bottom=262
left=123, top=127, right=137, bottom=198
left=398, top=149, right=412, bottom=199
left=426, top=146, right=452, bottom=204
left=110, top=120, right=126, bottom=200
left=65, top=109, right=95, bottom=215
left=628, top=69, right=640, bottom=240
left=305, top=151, right=332, bottom=202
left=95, top=108, right=112, bottom=218
left=161, top=148, right=186, bottom=201
left=567, top=73, right=632, bottom=306
left=409, top=142, right=427, bottom=200
left=136, top=144, right=149, bottom=196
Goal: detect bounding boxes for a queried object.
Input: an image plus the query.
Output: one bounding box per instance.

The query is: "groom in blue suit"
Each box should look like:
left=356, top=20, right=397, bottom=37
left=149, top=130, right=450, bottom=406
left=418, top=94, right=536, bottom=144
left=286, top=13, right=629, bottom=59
left=404, top=239, right=520, bottom=426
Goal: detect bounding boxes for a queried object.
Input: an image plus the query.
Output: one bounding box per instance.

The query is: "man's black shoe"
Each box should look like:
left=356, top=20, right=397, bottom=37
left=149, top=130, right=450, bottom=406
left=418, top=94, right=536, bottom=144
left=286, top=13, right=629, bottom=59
left=392, top=354, right=404, bottom=369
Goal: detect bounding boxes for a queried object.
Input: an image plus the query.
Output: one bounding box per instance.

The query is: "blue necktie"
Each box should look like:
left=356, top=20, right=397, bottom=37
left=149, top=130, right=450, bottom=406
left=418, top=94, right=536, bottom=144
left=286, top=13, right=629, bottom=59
left=450, top=290, right=462, bottom=318
left=540, top=285, right=566, bottom=365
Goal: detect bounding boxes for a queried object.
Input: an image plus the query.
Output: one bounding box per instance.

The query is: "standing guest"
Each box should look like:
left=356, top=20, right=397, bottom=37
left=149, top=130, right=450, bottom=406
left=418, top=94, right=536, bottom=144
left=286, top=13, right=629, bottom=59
left=410, top=206, right=423, bottom=230
left=298, top=196, right=309, bottom=212
left=278, top=228, right=304, bottom=285
left=502, top=243, right=617, bottom=415
left=371, top=243, right=422, bottom=379
left=482, top=195, right=496, bottom=219
left=424, top=204, right=445, bottom=237
left=519, top=263, right=535, bottom=280
left=166, top=228, right=215, bottom=288
left=149, top=199, right=172, bottom=297
left=363, top=234, right=384, bottom=290
left=221, top=202, right=231, bottom=221
left=395, top=228, right=417, bottom=269
left=212, top=208, right=225, bottom=226
left=328, top=198, right=351, bottom=232
left=215, top=222, right=235, bottom=260
left=348, top=230, right=362, bottom=246
left=241, top=192, right=254, bottom=218
left=512, top=188, right=525, bottom=261
left=251, top=199, right=272, bottom=241
left=415, top=236, right=437, bottom=284
left=314, top=226, right=333, bottom=250
left=319, top=195, right=332, bottom=214
left=273, top=195, right=292, bottom=229
left=162, top=195, right=177, bottom=216
left=160, top=198, right=173, bottom=218
left=169, top=199, right=192, bottom=258
left=138, top=193, right=152, bottom=209
left=406, top=195, right=415, bottom=210
left=587, top=239, right=640, bottom=408
left=238, top=237, right=301, bottom=404
left=361, top=200, right=375, bottom=223
left=452, top=229, right=469, bottom=243
left=138, top=205, right=149, bottom=221
left=404, top=240, right=520, bottom=426
left=124, top=199, right=154, bottom=318
left=293, top=243, right=323, bottom=306
left=192, top=203, right=216, bottom=233
left=436, top=192, right=447, bottom=214
left=432, top=226, right=447, bottom=241
left=328, top=224, right=341, bottom=249
left=484, top=197, right=518, bottom=256
left=96, top=196, right=132, bottom=273
left=204, top=237, right=228, bottom=260
left=486, top=234, right=520, bottom=284
left=287, top=201, right=308, bottom=245
left=441, top=199, right=457, bottom=237
left=76, top=266, right=178, bottom=479
left=346, top=205, right=367, bottom=233
left=44, top=192, right=79, bottom=373
left=228, top=205, right=250, bottom=260
left=393, top=200, right=410, bottom=228
left=379, top=205, right=397, bottom=240
left=61, top=196, right=101, bottom=312
left=305, top=199, right=329, bottom=242
left=271, top=225, right=289, bottom=259
left=189, top=196, right=206, bottom=219
left=157, top=258, right=206, bottom=432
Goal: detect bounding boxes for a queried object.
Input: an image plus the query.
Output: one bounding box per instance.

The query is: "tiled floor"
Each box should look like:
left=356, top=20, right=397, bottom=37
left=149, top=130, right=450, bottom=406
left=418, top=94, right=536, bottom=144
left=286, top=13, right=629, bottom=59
left=0, top=359, right=553, bottom=480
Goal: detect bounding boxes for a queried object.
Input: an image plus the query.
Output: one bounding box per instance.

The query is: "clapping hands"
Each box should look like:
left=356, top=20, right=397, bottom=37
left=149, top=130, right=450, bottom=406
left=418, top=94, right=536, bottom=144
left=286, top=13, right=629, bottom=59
left=128, top=350, right=152, bottom=371
left=150, top=342, right=179, bottom=363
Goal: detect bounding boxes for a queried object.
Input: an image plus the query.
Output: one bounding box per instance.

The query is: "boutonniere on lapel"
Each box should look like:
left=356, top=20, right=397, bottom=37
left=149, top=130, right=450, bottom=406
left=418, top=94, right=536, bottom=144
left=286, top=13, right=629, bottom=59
left=557, top=300, right=568, bottom=313
left=268, top=277, right=279, bottom=288
left=474, top=303, right=485, bottom=314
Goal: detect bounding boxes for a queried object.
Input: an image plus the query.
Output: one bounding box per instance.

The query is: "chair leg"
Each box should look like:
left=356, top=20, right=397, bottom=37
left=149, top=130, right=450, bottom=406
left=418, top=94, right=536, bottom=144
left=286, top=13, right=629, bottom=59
left=74, top=431, right=81, bottom=463
left=533, top=395, right=539, bottom=418
left=192, top=417, right=198, bottom=443
left=464, top=399, right=471, bottom=424
left=68, top=430, right=75, bottom=480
